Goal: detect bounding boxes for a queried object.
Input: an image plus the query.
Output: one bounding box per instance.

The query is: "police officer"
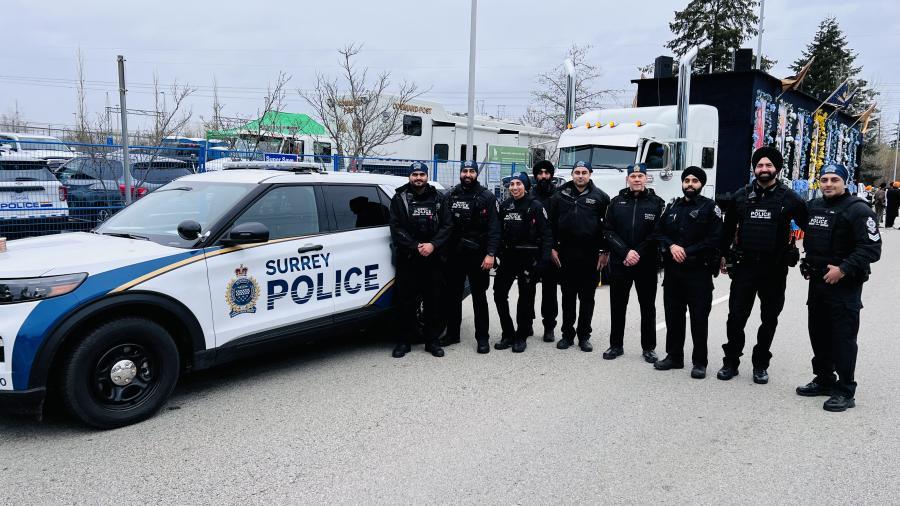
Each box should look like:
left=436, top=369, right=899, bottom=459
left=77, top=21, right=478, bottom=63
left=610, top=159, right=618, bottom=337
left=548, top=160, right=610, bottom=352
left=717, top=147, right=809, bottom=384
left=531, top=160, right=560, bottom=342
left=602, top=163, right=665, bottom=363
left=493, top=172, right=553, bottom=353
left=444, top=160, right=501, bottom=353
left=798, top=164, right=881, bottom=412
left=653, top=167, right=722, bottom=378
left=389, top=162, right=453, bottom=358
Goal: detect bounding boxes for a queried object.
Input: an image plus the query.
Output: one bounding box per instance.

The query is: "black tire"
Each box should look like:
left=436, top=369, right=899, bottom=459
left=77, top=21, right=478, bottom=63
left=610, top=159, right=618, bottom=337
left=61, top=318, right=180, bottom=429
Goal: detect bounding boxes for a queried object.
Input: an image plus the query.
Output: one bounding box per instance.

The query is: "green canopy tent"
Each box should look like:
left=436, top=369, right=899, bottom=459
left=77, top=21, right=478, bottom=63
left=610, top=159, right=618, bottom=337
left=206, top=111, right=326, bottom=140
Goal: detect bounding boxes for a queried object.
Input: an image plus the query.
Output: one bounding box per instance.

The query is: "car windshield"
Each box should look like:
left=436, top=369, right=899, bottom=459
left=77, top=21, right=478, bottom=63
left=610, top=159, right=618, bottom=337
left=559, top=145, right=637, bottom=169
left=96, top=181, right=254, bottom=248
left=0, top=161, right=56, bottom=181
left=18, top=137, right=70, bottom=151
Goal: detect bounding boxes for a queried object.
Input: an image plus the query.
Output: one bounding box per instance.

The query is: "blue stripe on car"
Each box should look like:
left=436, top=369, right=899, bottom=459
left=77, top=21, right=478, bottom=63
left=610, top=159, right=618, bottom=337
left=11, top=250, right=201, bottom=390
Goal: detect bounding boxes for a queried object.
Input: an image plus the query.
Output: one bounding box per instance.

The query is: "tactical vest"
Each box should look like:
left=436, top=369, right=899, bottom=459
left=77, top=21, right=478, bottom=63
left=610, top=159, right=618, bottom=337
left=804, top=196, right=867, bottom=266
left=449, top=187, right=488, bottom=244
left=407, top=197, right=441, bottom=242
left=737, top=185, right=787, bottom=253
left=501, top=199, right=538, bottom=250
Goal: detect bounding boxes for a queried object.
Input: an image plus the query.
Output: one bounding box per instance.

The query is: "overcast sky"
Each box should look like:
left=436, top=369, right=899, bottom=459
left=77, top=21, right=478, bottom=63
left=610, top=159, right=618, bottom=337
left=3, top=0, right=898, bottom=136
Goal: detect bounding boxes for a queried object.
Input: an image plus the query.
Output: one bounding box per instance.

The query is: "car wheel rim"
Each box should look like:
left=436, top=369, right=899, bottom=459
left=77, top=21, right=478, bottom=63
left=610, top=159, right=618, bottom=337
left=92, top=343, right=158, bottom=409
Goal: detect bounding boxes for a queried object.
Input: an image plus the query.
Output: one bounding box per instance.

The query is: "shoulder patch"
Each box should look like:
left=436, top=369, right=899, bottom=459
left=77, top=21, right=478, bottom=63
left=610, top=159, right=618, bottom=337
left=714, top=205, right=722, bottom=218
left=866, top=217, right=877, bottom=233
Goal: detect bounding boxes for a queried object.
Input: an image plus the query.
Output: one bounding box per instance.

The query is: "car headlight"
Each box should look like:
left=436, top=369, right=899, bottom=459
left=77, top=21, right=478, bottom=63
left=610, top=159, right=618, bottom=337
left=0, top=273, right=88, bottom=304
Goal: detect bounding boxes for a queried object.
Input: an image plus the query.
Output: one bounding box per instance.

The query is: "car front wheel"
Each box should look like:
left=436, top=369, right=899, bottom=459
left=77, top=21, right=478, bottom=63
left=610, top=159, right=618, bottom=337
left=61, top=317, right=180, bottom=429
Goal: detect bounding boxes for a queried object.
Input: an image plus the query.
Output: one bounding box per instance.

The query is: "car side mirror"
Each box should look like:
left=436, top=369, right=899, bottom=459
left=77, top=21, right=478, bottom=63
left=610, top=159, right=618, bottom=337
left=222, top=222, right=269, bottom=245
left=177, top=219, right=202, bottom=241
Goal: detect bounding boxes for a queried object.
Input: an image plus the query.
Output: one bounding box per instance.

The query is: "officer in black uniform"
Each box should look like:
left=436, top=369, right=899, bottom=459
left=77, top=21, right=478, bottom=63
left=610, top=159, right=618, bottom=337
left=389, top=162, right=454, bottom=358
left=531, top=160, right=560, bottom=342
left=548, top=160, right=610, bottom=352
left=603, top=163, right=666, bottom=363
left=444, top=160, right=501, bottom=353
left=653, top=167, right=722, bottom=378
left=798, top=164, right=881, bottom=412
left=717, top=147, right=809, bottom=384
left=493, top=172, right=553, bottom=353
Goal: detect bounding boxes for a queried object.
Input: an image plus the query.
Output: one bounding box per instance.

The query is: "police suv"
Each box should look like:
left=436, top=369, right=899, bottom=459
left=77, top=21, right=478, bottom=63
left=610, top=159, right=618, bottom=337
left=0, top=153, right=69, bottom=239
left=0, top=162, right=427, bottom=428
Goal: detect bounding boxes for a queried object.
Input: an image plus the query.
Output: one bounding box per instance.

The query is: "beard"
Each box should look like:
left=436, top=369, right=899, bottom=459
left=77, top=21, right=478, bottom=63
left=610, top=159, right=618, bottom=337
left=756, top=171, right=776, bottom=182
left=682, top=186, right=699, bottom=198
left=460, top=175, right=476, bottom=187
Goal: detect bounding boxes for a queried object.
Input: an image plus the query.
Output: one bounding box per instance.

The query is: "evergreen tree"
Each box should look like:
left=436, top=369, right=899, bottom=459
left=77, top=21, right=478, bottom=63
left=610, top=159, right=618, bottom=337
left=665, top=0, right=773, bottom=73
left=790, top=16, right=876, bottom=115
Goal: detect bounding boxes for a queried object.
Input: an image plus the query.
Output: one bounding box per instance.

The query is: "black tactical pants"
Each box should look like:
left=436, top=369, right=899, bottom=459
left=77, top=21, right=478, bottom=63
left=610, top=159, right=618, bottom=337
left=493, top=253, right=538, bottom=339
left=559, top=248, right=600, bottom=341
left=608, top=265, right=658, bottom=351
left=807, top=279, right=863, bottom=397
left=662, top=265, right=713, bottom=366
left=722, top=260, right=788, bottom=369
left=395, top=256, right=444, bottom=346
left=446, top=249, right=491, bottom=343
left=538, top=264, right=559, bottom=332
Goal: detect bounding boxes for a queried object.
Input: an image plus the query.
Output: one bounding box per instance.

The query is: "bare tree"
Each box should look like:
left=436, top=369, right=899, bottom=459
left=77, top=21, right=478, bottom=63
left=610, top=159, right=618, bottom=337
left=73, top=47, right=91, bottom=144
left=522, top=44, right=620, bottom=136
left=301, top=43, right=423, bottom=162
left=150, top=72, right=196, bottom=147
left=245, top=71, right=291, bottom=154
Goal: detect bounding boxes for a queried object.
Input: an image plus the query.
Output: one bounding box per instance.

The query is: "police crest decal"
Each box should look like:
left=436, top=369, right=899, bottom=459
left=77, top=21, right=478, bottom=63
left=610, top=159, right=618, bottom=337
left=226, top=264, right=261, bottom=318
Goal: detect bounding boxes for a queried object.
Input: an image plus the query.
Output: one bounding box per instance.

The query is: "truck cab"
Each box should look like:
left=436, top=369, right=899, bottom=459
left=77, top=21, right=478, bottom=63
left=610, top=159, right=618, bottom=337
left=556, top=105, right=719, bottom=202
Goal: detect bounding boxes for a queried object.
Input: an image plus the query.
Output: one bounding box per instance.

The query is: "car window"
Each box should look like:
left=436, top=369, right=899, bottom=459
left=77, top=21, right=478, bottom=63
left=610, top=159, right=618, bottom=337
left=132, top=167, right=192, bottom=184
left=323, top=185, right=389, bottom=231
left=0, top=161, right=56, bottom=182
left=233, top=185, right=319, bottom=240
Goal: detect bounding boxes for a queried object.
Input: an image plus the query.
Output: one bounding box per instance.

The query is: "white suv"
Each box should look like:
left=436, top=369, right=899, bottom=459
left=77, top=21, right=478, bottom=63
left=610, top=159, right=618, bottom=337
left=0, top=164, right=440, bottom=428
left=0, top=133, right=78, bottom=170
left=0, top=154, right=69, bottom=239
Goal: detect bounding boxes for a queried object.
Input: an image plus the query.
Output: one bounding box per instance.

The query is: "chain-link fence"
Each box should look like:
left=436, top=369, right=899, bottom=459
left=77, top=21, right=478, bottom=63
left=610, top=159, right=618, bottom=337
left=1, top=137, right=528, bottom=240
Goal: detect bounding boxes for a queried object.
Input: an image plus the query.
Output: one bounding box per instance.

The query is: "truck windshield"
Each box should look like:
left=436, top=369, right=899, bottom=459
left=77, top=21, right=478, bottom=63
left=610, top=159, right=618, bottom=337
left=96, top=181, right=254, bottom=248
left=559, top=145, right=636, bottom=169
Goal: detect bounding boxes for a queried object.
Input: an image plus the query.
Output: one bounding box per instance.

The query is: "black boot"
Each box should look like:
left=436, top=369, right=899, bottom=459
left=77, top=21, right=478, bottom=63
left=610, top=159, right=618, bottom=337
left=512, top=338, right=527, bottom=353
left=796, top=380, right=834, bottom=397
left=392, top=343, right=411, bottom=358
left=823, top=395, right=855, bottom=412
left=717, top=364, right=739, bottom=381
left=642, top=350, right=658, bottom=363
left=752, top=368, right=769, bottom=384
left=602, top=347, right=624, bottom=360
left=424, top=342, right=445, bottom=357
left=557, top=337, right=574, bottom=350
left=578, top=338, right=593, bottom=352
left=542, top=329, right=555, bottom=343
left=476, top=341, right=490, bottom=354
left=494, top=336, right=514, bottom=350
left=653, top=356, right=685, bottom=370
left=691, top=365, right=707, bottom=379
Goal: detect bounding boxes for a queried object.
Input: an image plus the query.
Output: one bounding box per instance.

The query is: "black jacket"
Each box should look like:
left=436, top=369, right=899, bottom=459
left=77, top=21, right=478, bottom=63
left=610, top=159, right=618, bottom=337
left=530, top=180, right=557, bottom=207
left=804, top=191, right=881, bottom=281
left=446, top=182, right=501, bottom=256
left=498, top=194, right=553, bottom=263
left=654, top=195, right=723, bottom=267
left=548, top=180, right=610, bottom=251
left=720, top=181, right=808, bottom=255
left=389, top=183, right=453, bottom=259
left=604, top=188, right=666, bottom=269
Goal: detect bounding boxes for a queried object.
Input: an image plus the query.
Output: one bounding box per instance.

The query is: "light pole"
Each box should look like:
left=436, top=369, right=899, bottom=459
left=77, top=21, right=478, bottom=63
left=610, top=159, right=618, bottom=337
left=756, top=0, right=766, bottom=70
left=466, top=0, right=477, bottom=162
left=892, top=110, right=899, bottom=182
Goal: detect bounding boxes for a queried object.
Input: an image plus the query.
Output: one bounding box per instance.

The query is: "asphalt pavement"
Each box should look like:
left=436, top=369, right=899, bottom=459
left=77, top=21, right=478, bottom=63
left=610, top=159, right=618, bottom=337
left=2, top=232, right=899, bottom=505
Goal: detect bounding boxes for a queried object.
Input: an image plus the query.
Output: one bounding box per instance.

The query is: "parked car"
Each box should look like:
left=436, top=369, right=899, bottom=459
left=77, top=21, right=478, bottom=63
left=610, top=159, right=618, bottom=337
left=0, top=153, right=69, bottom=239
left=56, top=153, right=193, bottom=229
left=0, top=133, right=78, bottom=170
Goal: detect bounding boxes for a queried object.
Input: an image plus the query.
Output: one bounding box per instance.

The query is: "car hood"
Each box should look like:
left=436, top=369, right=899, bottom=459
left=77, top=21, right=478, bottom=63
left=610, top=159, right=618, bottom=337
left=0, top=232, right=189, bottom=278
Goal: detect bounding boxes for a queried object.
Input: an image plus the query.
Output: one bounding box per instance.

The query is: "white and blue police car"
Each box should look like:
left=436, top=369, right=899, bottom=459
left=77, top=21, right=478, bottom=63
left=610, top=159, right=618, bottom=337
left=0, top=162, right=435, bottom=428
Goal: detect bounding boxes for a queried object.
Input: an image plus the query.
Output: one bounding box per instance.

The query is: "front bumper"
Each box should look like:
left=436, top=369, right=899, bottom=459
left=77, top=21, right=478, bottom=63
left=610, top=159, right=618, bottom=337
left=0, top=387, right=45, bottom=415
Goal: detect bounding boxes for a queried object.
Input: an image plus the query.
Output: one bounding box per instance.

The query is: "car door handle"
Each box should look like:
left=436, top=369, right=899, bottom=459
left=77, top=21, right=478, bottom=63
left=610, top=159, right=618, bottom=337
left=297, top=244, right=324, bottom=254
